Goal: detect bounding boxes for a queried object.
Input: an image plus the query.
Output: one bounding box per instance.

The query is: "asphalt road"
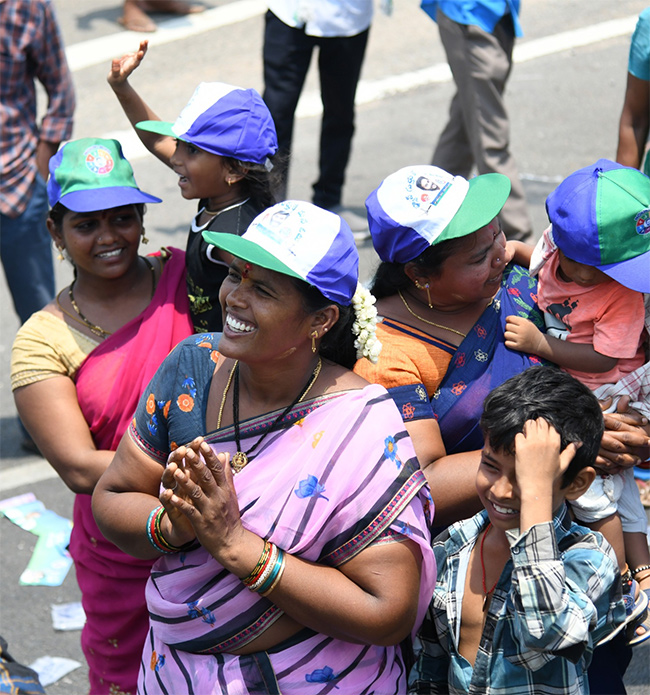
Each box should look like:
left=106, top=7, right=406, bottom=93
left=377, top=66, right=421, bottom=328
left=1, top=0, right=648, bottom=692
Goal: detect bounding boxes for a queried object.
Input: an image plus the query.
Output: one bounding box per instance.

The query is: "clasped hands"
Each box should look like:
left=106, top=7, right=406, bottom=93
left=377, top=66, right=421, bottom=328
left=158, top=437, right=246, bottom=558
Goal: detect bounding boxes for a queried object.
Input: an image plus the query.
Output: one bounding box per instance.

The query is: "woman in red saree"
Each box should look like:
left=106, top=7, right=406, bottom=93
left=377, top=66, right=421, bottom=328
left=11, top=138, right=193, bottom=694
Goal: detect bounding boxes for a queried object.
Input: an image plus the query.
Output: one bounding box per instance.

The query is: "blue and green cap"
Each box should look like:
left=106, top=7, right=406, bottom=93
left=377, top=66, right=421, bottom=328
left=48, top=138, right=161, bottom=212
left=547, top=159, right=650, bottom=293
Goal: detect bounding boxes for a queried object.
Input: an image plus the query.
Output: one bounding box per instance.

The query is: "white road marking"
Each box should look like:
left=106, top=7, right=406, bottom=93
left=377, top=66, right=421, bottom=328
left=89, top=14, right=637, bottom=162
left=0, top=13, right=637, bottom=494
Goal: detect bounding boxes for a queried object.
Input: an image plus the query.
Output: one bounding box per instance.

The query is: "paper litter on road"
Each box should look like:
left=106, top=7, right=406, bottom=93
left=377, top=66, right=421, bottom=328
left=29, top=655, right=82, bottom=687
left=0, top=493, right=73, bottom=586
left=51, top=602, right=86, bottom=631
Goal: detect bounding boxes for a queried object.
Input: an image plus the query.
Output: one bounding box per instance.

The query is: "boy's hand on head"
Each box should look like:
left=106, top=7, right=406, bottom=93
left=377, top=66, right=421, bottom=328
left=108, top=40, right=149, bottom=88
left=504, top=316, right=544, bottom=355
left=514, top=418, right=579, bottom=528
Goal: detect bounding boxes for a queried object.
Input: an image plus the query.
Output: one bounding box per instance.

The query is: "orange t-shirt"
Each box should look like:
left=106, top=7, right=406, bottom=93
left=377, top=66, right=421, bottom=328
left=538, top=251, right=646, bottom=389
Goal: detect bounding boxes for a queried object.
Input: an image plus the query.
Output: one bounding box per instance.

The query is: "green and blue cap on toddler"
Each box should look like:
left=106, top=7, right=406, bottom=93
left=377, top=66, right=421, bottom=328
left=547, top=159, right=650, bottom=293
left=48, top=138, right=162, bottom=212
left=365, top=165, right=511, bottom=264
left=137, top=82, right=278, bottom=169
left=203, top=201, right=359, bottom=306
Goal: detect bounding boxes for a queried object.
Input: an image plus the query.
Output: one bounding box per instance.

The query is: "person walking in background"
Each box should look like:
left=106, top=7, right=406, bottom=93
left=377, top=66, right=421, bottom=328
left=616, top=6, right=649, bottom=175
left=0, top=0, right=75, bottom=325
left=421, top=0, right=533, bottom=241
left=262, top=0, right=375, bottom=238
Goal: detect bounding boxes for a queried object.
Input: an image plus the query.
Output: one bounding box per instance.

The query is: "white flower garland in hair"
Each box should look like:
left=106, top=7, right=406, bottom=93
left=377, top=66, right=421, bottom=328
left=351, top=283, right=382, bottom=363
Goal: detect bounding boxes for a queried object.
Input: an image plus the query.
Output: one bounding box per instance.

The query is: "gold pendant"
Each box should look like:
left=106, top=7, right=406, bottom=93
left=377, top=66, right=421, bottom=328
left=231, top=450, right=248, bottom=472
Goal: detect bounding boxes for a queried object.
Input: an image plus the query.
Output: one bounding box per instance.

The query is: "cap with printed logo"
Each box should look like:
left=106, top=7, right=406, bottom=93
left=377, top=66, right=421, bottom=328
left=48, top=138, right=162, bottom=212
left=547, top=158, right=650, bottom=293
left=365, top=165, right=511, bottom=264
left=203, top=201, right=359, bottom=306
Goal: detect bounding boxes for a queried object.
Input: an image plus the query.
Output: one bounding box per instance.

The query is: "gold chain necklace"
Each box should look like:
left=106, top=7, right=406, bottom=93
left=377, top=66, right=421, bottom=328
left=217, top=357, right=322, bottom=473
left=398, top=289, right=467, bottom=338
left=64, top=258, right=155, bottom=339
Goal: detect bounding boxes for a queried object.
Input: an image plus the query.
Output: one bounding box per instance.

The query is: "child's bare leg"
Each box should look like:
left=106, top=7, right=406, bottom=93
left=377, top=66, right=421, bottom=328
left=587, top=513, right=626, bottom=572
left=626, top=531, right=650, bottom=641
left=626, top=532, right=650, bottom=591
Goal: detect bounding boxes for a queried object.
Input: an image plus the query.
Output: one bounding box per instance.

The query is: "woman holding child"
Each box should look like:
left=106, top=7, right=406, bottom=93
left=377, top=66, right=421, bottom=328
left=92, top=201, right=436, bottom=694
left=11, top=138, right=193, bottom=694
left=355, top=165, right=545, bottom=525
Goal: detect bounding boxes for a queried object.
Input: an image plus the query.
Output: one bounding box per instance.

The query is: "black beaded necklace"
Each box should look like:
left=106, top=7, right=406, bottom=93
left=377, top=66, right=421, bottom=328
left=230, top=358, right=322, bottom=472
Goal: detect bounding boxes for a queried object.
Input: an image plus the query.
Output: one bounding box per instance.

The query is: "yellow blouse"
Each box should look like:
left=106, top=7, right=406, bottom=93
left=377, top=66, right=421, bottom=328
left=11, top=310, right=99, bottom=390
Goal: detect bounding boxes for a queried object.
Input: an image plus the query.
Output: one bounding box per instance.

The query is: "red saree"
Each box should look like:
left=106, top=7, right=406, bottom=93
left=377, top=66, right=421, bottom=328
left=71, top=248, right=192, bottom=695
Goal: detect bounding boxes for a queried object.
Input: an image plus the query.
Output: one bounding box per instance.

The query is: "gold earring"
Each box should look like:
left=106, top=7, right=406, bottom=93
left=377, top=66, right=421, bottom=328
left=310, top=330, right=318, bottom=353
left=57, top=246, right=64, bottom=261
left=141, top=229, right=149, bottom=244
left=414, top=280, right=433, bottom=308
left=227, top=179, right=233, bottom=187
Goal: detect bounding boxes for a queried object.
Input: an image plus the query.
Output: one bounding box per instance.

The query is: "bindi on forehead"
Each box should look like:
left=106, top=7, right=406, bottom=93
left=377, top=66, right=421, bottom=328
left=241, top=262, right=252, bottom=279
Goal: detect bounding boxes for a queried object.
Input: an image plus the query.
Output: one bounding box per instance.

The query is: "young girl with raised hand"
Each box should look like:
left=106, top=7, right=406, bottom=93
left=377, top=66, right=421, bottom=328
left=108, top=41, right=279, bottom=332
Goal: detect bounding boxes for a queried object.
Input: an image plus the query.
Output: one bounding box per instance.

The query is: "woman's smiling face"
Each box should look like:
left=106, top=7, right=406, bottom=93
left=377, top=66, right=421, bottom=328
left=50, top=204, right=143, bottom=280
left=218, top=258, right=314, bottom=365
left=427, top=219, right=507, bottom=308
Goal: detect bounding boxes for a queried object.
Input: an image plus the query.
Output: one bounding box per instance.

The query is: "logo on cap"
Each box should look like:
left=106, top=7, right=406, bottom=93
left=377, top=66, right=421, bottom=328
left=84, top=145, right=114, bottom=176
left=635, top=208, right=650, bottom=236
left=406, top=171, right=452, bottom=213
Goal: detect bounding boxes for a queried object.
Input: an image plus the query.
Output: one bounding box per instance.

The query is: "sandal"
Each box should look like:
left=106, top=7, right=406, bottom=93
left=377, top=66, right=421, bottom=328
left=597, top=576, right=649, bottom=646
left=628, top=588, right=650, bottom=647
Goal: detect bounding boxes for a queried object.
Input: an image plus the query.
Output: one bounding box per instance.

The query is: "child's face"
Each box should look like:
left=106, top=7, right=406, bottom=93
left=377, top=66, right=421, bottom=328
left=475, top=441, right=567, bottom=532
left=557, top=250, right=611, bottom=288
left=169, top=140, right=232, bottom=202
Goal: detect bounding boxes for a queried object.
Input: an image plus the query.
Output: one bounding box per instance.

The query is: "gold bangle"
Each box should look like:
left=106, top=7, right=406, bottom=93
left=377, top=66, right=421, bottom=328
left=260, top=554, right=286, bottom=597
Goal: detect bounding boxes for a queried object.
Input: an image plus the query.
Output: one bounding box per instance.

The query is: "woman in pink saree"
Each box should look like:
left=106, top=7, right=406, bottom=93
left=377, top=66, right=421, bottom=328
left=11, top=138, right=193, bottom=694
left=93, top=201, right=436, bottom=694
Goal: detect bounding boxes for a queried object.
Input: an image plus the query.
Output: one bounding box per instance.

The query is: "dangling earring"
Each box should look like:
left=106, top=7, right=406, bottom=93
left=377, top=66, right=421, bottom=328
left=53, top=241, right=65, bottom=261
left=227, top=178, right=233, bottom=187
left=414, top=280, right=433, bottom=309
left=310, top=330, right=318, bottom=353
left=141, top=228, right=149, bottom=244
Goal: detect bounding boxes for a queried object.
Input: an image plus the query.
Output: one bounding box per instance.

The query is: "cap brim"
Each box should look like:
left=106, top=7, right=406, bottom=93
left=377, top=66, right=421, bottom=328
left=59, top=186, right=162, bottom=212
left=441, top=173, right=511, bottom=243
left=202, top=231, right=304, bottom=281
left=599, top=249, right=650, bottom=293
left=136, top=120, right=177, bottom=138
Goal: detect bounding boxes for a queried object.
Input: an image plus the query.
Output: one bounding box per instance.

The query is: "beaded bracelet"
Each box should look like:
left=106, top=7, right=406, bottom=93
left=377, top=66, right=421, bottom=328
left=146, top=506, right=187, bottom=554
left=248, top=544, right=280, bottom=593
left=632, top=564, right=650, bottom=578
left=260, top=552, right=286, bottom=597
left=242, top=541, right=273, bottom=587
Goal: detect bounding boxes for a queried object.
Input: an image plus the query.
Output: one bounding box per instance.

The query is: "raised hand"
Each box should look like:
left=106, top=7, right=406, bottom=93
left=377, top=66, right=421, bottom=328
left=108, top=40, right=149, bottom=88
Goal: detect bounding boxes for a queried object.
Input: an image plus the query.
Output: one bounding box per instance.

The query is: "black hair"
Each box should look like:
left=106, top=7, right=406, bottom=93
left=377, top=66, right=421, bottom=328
left=223, top=153, right=286, bottom=210
left=48, top=202, right=146, bottom=229
left=370, top=234, right=469, bottom=299
left=480, top=365, right=603, bottom=487
left=289, top=277, right=357, bottom=369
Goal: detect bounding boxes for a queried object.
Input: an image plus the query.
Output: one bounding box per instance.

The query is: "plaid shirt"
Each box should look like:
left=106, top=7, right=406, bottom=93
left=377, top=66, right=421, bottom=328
left=0, top=0, right=75, bottom=217
left=409, top=506, right=625, bottom=695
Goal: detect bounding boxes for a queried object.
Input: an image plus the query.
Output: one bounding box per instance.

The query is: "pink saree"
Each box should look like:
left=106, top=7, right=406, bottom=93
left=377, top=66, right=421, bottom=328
left=72, top=248, right=192, bottom=695
left=130, top=349, right=436, bottom=694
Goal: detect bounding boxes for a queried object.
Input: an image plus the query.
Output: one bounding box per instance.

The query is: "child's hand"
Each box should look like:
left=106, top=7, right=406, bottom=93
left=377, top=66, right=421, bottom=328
left=514, top=418, right=579, bottom=513
left=108, top=40, right=148, bottom=89
left=504, top=315, right=544, bottom=355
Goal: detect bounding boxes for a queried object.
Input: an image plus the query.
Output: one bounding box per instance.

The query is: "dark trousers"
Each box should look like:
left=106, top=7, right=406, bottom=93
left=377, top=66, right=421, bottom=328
left=262, top=10, right=369, bottom=209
